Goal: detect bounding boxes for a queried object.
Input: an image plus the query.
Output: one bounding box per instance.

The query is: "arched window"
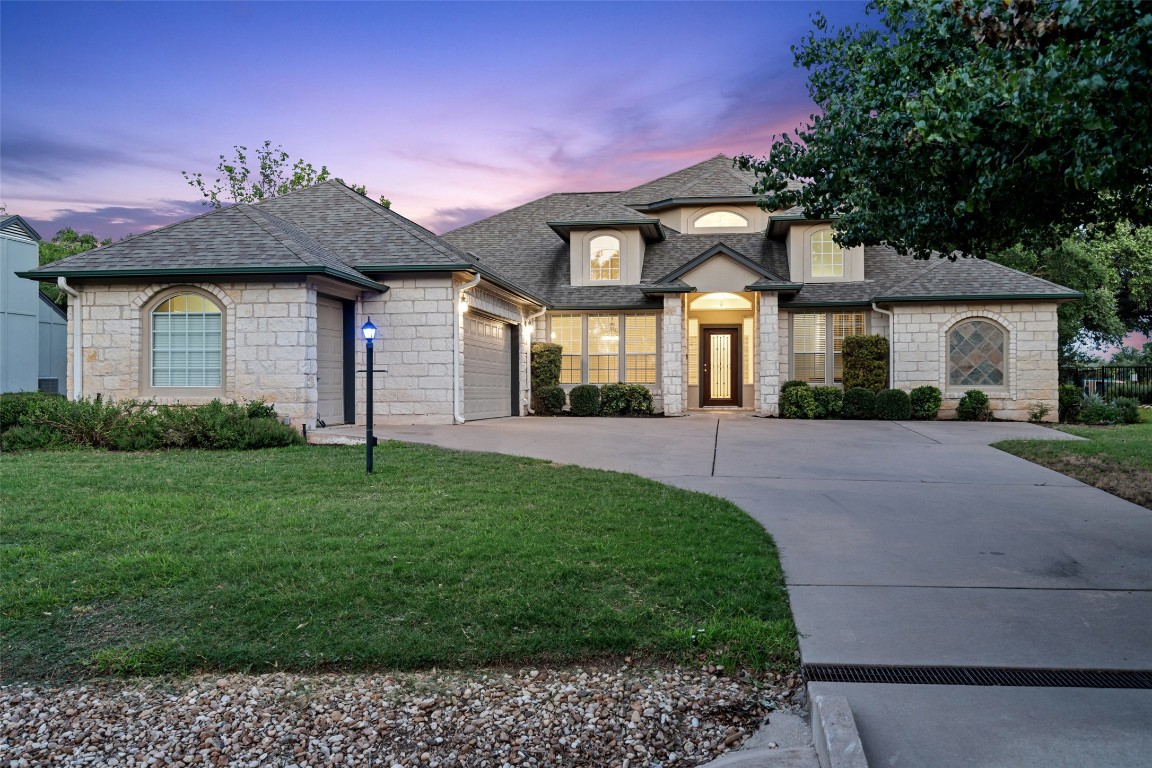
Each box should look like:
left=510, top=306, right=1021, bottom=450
left=151, top=291, right=223, bottom=387
left=694, top=210, right=748, bottom=228
left=811, top=230, right=843, bottom=277
left=589, top=235, right=620, bottom=281
left=948, top=319, right=1005, bottom=387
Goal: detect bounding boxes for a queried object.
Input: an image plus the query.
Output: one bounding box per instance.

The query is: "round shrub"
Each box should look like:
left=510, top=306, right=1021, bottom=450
left=910, top=385, right=943, bottom=420
left=780, top=379, right=810, bottom=395
left=957, top=389, right=993, bottom=421
left=1077, top=393, right=1118, bottom=425
left=534, top=385, right=566, bottom=415
left=600, top=383, right=654, bottom=416
left=841, top=387, right=877, bottom=420
left=811, top=386, right=843, bottom=419
left=875, top=389, right=912, bottom=420
left=781, top=385, right=818, bottom=419
left=568, top=384, right=601, bottom=416
left=1112, top=396, right=1141, bottom=425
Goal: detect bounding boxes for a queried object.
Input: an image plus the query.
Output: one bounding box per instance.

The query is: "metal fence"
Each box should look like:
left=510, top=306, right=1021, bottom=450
left=1060, top=365, right=1152, bottom=404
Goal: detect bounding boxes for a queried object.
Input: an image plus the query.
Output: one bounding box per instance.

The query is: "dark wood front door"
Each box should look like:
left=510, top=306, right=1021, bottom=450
left=701, top=327, right=741, bottom=406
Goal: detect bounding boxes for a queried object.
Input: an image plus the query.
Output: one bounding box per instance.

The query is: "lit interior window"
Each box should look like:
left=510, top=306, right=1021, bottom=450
left=590, top=235, right=620, bottom=281
left=695, top=211, right=748, bottom=228
left=811, top=230, right=844, bottom=277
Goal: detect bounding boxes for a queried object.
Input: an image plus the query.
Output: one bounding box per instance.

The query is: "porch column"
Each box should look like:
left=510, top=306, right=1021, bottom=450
left=661, top=294, right=685, bottom=415
left=757, top=292, right=780, bottom=416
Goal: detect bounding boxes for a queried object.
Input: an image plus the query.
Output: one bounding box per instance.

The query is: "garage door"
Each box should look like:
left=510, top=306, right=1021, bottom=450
left=316, top=297, right=346, bottom=425
left=463, top=313, right=513, bottom=420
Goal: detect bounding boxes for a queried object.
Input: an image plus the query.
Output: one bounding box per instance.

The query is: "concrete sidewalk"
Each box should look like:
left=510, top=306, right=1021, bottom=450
left=316, top=415, right=1152, bottom=767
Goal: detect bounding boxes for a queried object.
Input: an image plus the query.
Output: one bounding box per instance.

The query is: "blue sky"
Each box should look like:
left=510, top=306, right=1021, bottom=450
left=1, top=1, right=870, bottom=239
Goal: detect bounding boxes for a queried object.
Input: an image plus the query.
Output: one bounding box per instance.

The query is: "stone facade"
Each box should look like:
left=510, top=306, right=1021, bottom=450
left=660, top=294, right=685, bottom=416
left=889, top=301, right=1060, bottom=421
left=756, top=293, right=780, bottom=416
left=70, top=279, right=317, bottom=425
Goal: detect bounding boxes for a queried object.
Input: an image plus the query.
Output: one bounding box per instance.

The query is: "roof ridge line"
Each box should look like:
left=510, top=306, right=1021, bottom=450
left=882, top=254, right=948, bottom=295
left=326, top=182, right=473, bottom=262
left=236, top=206, right=315, bottom=268
left=444, top=191, right=622, bottom=235
left=977, top=256, right=1078, bottom=292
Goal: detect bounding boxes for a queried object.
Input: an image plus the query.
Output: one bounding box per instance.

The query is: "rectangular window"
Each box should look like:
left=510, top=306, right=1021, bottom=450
left=587, top=314, right=620, bottom=384
left=743, top=316, right=754, bottom=385
left=550, top=315, right=582, bottom=384
left=687, top=319, right=699, bottom=386
left=625, top=315, right=657, bottom=384
left=792, top=311, right=867, bottom=385
left=153, top=311, right=222, bottom=387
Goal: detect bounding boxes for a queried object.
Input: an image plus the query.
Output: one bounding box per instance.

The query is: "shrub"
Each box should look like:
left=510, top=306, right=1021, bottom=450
left=0, top=424, right=68, bottom=451
left=530, top=342, right=562, bottom=411
left=1112, top=397, right=1141, bottom=425
left=1077, top=393, right=1118, bottom=425
left=811, top=386, right=843, bottom=419
left=568, top=384, right=601, bottom=416
left=1, top=391, right=62, bottom=432
left=244, top=417, right=306, bottom=448
left=780, top=380, right=809, bottom=395
left=1027, top=402, right=1053, bottom=424
left=781, top=386, right=818, bottom=419
left=1107, top=381, right=1152, bottom=405
left=957, top=390, right=993, bottom=421
left=841, top=387, right=877, bottom=420
left=842, top=335, right=889, bottom=393
left=534, top=385, right=566, bottom=415
left=600, top=383, right=654, bottom=416
left=875, top=389, right=912, bottom=420
left=1058, top=383, right=1081, bottom=423
left=909, top=386, right=943, bottom=420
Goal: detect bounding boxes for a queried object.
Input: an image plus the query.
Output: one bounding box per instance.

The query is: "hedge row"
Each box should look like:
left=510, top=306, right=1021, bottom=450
left=780, top=381, right=942, bottom=420
left=0, top=392, right=303, bottom=452
left=533, top=383, right=655, bottom=417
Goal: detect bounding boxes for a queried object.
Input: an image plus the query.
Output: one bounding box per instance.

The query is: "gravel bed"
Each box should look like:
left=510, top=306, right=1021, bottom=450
left=1, top=662, right=802, bottom=767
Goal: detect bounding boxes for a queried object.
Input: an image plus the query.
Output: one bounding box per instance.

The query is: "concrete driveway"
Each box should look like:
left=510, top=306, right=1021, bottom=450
left=362, top=414, right=1152, bottom=767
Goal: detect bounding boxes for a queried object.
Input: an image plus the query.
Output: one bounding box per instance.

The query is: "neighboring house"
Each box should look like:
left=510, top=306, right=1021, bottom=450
left=17, top=156, right=1080, bottom=425
left=1, top=215, right=67, bottom=394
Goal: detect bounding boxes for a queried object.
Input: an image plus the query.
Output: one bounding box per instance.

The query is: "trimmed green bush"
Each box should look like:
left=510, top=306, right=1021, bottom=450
left=600, top=383, right=654, bottom=416
left=811, top=386, right=843, bottom=419
left=1, top=391, right=62, bottom=433
left=1112, top=397, right=1141, bottom=425
left=841, top=387, right=877, bottom=420
left=534, top=385, right=566, bottom=415
left=530, top=342, right=562, bottom=412
left=1058, top=383, right=1081, bottom=423
left=780, top=379, right=810, bottom=395
left=0, top=397, right=302, bottom=452
left=781, top=385, right=819, bottom=419
left=842, top=335, right=889, bottom=393
left=909, top=385, right=943, bottom=420
left=568, top=384, right=601, bottom=416
left=875, top=388, right=912, bottom=420
left=957, top=390, right=993, bottom=421
left=1077, top=393, right=1118, bottom=425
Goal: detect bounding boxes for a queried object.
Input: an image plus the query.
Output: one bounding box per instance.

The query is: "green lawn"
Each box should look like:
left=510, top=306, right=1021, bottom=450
left=994, top=410, right=1152, bottom=509
left=0, top=442, right=795, bottom=682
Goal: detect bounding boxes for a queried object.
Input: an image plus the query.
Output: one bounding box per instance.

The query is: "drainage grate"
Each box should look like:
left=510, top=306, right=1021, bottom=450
left=803, top=664, right=1152, bottom=690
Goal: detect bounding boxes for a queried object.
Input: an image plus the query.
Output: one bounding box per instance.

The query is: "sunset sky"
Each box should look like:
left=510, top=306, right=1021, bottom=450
left=1, top=1, right=869, bottom=241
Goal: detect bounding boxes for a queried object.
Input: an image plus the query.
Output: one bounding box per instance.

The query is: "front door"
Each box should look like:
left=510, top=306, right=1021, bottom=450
left=701, top=327, right=741, bottom=406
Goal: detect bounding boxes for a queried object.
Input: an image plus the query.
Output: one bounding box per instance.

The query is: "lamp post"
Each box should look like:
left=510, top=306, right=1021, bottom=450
left=362, top=318, right=377, bottom=473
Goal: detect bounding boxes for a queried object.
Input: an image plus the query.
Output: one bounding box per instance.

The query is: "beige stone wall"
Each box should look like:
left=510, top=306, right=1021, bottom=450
left=890, top=302, right=1060, bottom=421
left=756, top=293, right=780, bottom=416
left=70, top=279, right=317, bottom=425
left=660, top=294, right=685, bottom=415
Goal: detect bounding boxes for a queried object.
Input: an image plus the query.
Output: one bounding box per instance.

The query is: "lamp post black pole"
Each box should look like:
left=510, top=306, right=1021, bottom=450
left=362, top=318, right=377, bottom=474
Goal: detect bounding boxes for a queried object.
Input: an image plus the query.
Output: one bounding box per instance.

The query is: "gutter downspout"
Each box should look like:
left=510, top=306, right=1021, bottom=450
left=871, top=302, right=894, bottom=388
left=453, top=273, right=483, bottom=424
left=523, top=307, right=548, bottom=414
left=57, top=277, right=83, bottom=399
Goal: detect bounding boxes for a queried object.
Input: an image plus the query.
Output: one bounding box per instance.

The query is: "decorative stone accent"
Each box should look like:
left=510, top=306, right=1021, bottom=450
left=660, top=295, right=685, bottom=415
left=757, top=293, right=780, bottom=416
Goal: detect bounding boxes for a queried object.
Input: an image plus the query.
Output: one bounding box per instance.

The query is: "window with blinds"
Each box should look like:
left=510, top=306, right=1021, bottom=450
left=549, top=315, right=583, bottom=384
left=152, top=293, right=222, bottom=387
left=625, top=315, right=657, bottom=384
left=587, top=315, right=620, bottom=384
left=792, top=310, right=867, bottom=384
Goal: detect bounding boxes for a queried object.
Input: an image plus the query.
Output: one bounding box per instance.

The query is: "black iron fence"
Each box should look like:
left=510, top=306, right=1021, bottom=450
left=1060, top=365, right=1152, bottom=404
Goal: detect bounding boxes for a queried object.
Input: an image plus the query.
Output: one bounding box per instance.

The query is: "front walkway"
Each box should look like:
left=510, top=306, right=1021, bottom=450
left=314, top=415, right=1152, bottom=767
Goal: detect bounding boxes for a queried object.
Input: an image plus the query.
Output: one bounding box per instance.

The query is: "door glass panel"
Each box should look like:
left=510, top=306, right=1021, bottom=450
left=710, top=333, right=731, bottom=400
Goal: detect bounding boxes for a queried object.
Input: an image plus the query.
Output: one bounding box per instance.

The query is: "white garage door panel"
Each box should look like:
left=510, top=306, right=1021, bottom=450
left=317, top=298, right=345, bottom=424
left=463, top=314, right=512, bottom=420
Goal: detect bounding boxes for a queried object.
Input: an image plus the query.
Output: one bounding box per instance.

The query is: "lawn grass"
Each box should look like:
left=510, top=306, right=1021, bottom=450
left=993, top=409, right=1152, bottom=509
left=0, top=442, right=795, bottom=682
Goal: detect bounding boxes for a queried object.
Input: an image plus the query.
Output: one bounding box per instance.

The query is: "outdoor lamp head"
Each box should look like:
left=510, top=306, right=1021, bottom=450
left=361, top=318, right=377, bottom=342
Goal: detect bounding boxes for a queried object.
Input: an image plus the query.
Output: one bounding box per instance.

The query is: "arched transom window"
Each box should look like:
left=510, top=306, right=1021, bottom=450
left=590, top=235, right=620, bottom=281
left=694, top=210, right=748, bottom=228
left=948, top=319, right=1005, bottom=387
left=152, top=292, right=222, bottom=387
left=811, top=230, right=843, bottom=277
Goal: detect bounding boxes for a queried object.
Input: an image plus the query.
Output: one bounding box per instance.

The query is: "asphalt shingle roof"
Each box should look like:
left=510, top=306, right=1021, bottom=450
left=617, top=155, right=760, bottom=205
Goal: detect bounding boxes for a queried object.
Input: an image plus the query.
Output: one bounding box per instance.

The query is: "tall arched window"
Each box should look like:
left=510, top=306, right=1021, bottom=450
left=589, top=235, right=620, bottom=281
left=694, top=210, right=748, bottom=228
left=151, top=292, right=223, bottom=387
left=811, top=230, right=843, bottom=277
left=948, top=319, right=1005, bottom=387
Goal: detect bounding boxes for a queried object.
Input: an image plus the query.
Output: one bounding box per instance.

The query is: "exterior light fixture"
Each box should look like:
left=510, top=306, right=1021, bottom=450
left=602, top=322, right=619, bottom=343
left=458, top=294, right=469, bottom=315
left=362, top=318, right=377, bottom=473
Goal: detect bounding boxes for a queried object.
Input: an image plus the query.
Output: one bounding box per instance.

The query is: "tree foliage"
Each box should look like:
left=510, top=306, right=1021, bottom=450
left=39, top=228, right=112, bottom=305
left=182, top=140, right=390, bottom=208
left=737, top=0, right=1152, bottom=259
